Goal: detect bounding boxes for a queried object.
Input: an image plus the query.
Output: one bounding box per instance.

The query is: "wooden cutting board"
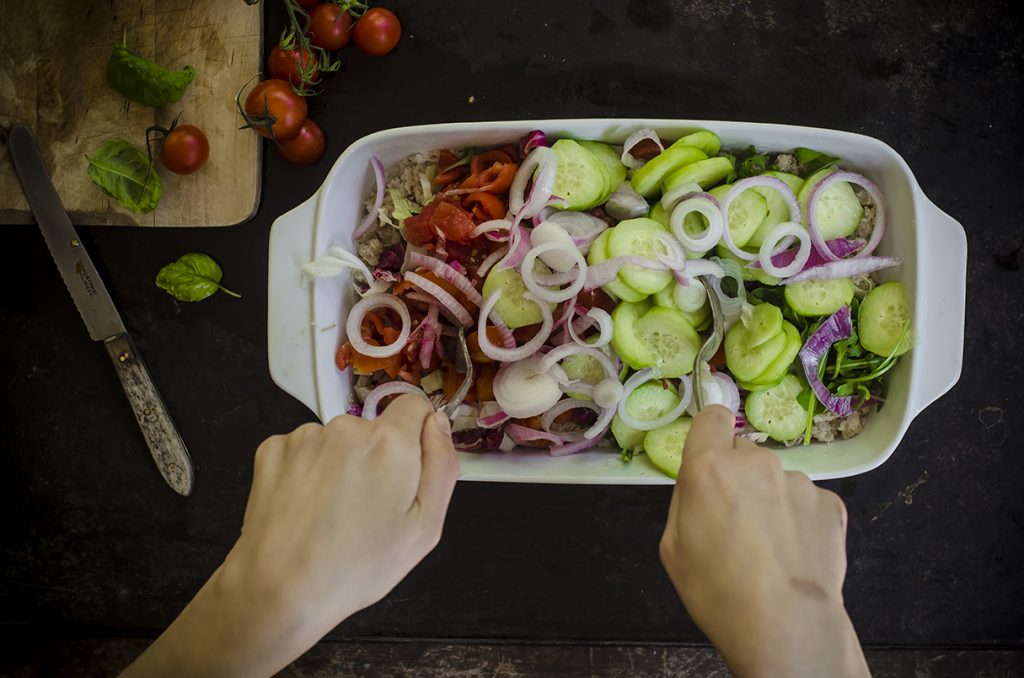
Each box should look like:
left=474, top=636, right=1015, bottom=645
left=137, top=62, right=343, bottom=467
left=0, top=0, right=262, bottom=226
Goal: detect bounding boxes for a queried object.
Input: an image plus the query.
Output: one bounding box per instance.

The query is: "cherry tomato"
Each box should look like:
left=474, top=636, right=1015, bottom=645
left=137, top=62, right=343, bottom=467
left=160, top=124, right=209, bottom=175
left=353, top=8, right=401, bottom=56
left=309, top=3, right=355, bottom=51
left=244, top=79, right=308, bottom=140
left=267, top=44, right=319, bottom=88
left=276, top=119, right=326, bottom=166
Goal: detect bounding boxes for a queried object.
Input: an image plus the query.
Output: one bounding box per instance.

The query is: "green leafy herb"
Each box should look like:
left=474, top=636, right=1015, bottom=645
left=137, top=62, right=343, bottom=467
left=439, top=147, right=478, bottom=174
left=735, top=145, right=772, bottom=180
left=156, top=253, right=241, bottom=302
left=793, top=147, right=841, bottom=178
left=107, top=28, right=195, bottom=107
left=87, top=140, right=163, bottom=214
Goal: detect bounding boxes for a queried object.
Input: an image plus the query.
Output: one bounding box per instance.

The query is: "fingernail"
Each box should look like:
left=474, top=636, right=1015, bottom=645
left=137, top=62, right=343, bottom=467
left=434, top=411, right=452, bottom=436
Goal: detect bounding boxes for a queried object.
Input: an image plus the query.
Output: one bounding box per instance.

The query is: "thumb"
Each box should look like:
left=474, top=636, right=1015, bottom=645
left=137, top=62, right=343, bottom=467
left=415, top=411, right=459, bottom=526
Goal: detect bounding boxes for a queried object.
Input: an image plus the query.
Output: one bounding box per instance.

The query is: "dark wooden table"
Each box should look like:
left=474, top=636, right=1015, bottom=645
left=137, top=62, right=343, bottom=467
left=2, top=1, right=1022, bottom=675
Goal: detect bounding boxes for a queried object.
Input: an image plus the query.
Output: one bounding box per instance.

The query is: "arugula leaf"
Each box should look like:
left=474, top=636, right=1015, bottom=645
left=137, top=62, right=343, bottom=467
left=793, top=147, right=841, bottom=178
left=87, top=140, right=162, bottom=214
left=156, top=253, right=240, bottom=302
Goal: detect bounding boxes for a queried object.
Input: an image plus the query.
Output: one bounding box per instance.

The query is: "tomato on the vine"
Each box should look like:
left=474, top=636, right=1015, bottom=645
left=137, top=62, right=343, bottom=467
left=353, top=8, right=401, bottom=56
left=243, top=78, right=308, bottom=140
left=267, top=44, right=319, bottom=88
left=276, top=119, right=326, bottom=166
left=309, top=3, right=355, bottom=51
left=160, top=124, right=209, bottom=175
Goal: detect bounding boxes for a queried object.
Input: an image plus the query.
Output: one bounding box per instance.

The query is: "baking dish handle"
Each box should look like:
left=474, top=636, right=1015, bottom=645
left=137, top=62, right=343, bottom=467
left=267, top=194, right=321, bottom=417
left=911, top=198, right=967, bottom=414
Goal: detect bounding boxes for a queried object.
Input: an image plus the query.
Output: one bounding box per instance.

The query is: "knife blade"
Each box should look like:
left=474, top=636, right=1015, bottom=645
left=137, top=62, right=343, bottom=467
left=8, top=126, right=194, bottom=496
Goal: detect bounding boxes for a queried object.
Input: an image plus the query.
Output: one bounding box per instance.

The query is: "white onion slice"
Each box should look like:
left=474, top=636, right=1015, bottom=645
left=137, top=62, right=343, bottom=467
left=807, top=171, right=886, bottom=261
left=407, top=251, right=484, bottom=307
left=510, top=147, right=557, bottom=219
left=593, top=377, right=623, bottom=409
left=477, top=246, right=509, bottom=277
left=530, top=221, right=581, bottom=272
left=403, top=271, right=474, bottom=327
left=660, top=181, right=703, bottom=212
left=758, top=221, right=811, bottom=278
left=521, top=242, right=588, bottom=304
left=541, top=398, right=601, bottom=441
left=616, top=369, right=693, bottom=431
left=353, top=156, right=386, bottom=240
left=683, top=258, right=726, bottom=279
left=670, top=194, right=725, bottom=254
left=478, top=289, right=553, bottom=362
left=585, top=255, right=668, bottom=289
left=470, top=219, right=512, bottom=239
left=345, top=294, right=412, bottom=358
left=620, top=128, right=663, bottom=169
left=568, top=307, right=613, bottom=348
left=493, top=356, right=563, bottom=419
left=672, top=277, right=707, bottom=312
left=362, top=381, right=429, bottom=420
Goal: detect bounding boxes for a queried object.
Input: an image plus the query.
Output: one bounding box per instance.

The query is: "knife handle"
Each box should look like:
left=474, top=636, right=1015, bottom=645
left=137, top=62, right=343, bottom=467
left=104, top=334, right=194, bottom=496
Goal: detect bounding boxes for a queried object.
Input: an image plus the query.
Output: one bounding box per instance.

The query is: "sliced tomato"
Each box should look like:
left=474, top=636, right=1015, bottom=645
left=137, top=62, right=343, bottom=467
left=403, top=203, right=438, bottom=246
left=335, top=342, right=354, bottom=371
left=431, top=201, right=477, bottom=242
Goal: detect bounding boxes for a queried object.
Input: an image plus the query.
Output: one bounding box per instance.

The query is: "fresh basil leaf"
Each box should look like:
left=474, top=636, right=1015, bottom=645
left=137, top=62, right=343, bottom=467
left=156, top=253, right=240, bottom=302
left=107, top=28, right=195, bottom=107
left=87, top=140, right=162, bottom=214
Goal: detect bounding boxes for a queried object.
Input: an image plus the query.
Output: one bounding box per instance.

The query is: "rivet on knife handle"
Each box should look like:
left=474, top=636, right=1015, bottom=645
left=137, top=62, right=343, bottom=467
left=104, top=334, right=194, bottom=496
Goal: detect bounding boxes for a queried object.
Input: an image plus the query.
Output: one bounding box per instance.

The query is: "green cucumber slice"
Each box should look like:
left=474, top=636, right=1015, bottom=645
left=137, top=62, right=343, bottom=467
left=551, top=139, right=612, bottom=210
left=715, top=244, right=781, bottom=286
left=587, top=230, right=646, bottom=302
left=481, top=263, right=555, bottom=329
left=798, top=167, right=863, bottom=240
left=643, top=417, right=694, bottom=478
left=630, top=145, right=707, bottom=198
left=709, top=183, right=769, bottom=249
left=611, top=299, right=654, bottom=369
left=745, top=303, right=784, bottom=348
left=858, top=281, right=913, bottom=356
left=611, top=381, right=682, bottom=451
left=747, top=171, right=806, bottom=248
left=785, top=277, right=855, bottom=317
left=607, top=218, right=673, bottom=295
left=725, top=320, right=788, bottom=382
left=748, top=321, right=801, bottom=387
left=561, top=353, right=605, bottom=401
left=577, top=140, right=628, bottom=190
left=653, top=283, right=711, bottom=329
left=668, top=130, right=721, bottom=156
left=612, top=302, right=701, bottom=377
left=745, top=374, right=805, bottom=442
left=663, top=156, right=734, bottom=193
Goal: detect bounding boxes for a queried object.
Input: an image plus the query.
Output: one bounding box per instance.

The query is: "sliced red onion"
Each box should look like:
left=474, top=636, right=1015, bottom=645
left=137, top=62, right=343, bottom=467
left=497, top=223, right=532, bottom=271
left=652, top=231, right=688, bottom=270
left=510, top=147, right=558, bottom=219
left=807, top=171, right=885, bottom=261
left=672, top=277, right=707, bottom=312
left=530, top=221, right=583, bottom=272
left=621, top=128, right=663, bottom=169
left=585, top=255, right=668, bottom=289
left=521, top=242, right=588, bottom=304
left=781, top=255, right=901, bottom=285
left=800, top=305, right=855, bottom=416
left=477, top=246, right=509, bottom=277
left=419, top=304, right=440, bottom=369
left=478, top=290, right=553, bottom=362
left=568, top=307, right=613, bottom=348
left=758, top=221, right=811, bottom=278
left=471, top=219, right=512, bottom=239
left=669, top=193, right=725, bottom=254
left=749, top=237, right=864, bottom=271
left=586, top=402, right=617, bottom=440
left=738, top=175, right=801, bottom=225
left=403, top=271, right=474, bottom=327
left=660, top=181, right=704, bottom=212
left=345, top=294, right=412, bottom=358
left=519, top=129, right=548, bottom=156
left=407, top=251, right=484, bottom=307
left=549, top=436, right=602, bottom=457
left=361, top=381, right=429, bottom=420
left=505, top=423, right=565, bottom=447
left=616, top=369, right=692, bottom=431
left=537, top=344, right=618, bottom=382
left=541, top=398, right=601, bottom=441
left=546, top=210, right=608, bottom=238
left=499, top=433, right=516, bottom=452
left=353, top=156, right=387, bottom=240
left=605, top=181, right=651, bottom=220
left=493, top=356, right=563, bottom=418
left=489, top=315, right=518, bottom=349
left=477, top=401, right=511, bottom=429
left=715, top=372, right=741, bottom=413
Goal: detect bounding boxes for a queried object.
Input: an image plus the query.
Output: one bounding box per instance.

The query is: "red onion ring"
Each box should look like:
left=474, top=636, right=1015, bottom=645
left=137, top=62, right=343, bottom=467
left=476, top=402, right=511, bottom=429
left=621, top=128, right=663, bottom=169
left=670, top=193, right=725, bottom=254
left=660, top=181, right=704, bottom=212
left=807, top=171, right=885, bottom=261
left=781, top=255, right=902, bottom=285
left=510, top=147, right=558, bottom=219
left=567, top=307, right=613, bottom=348
left=361, top=381, right=430, bottom=420
left=478, top=289, right=553, bottom=362
left=748, top=237, right=864, bottom=271
left=497, top=223, right=532, bottom=271
left=616, top=369, right=692, bottom=431
left=800, top=305, right=855, bottom=416
left=345, top=294, right=412, bottom=358
left=537, top=344, right=618, bottom=382
left=521, top=242, right=588, bottom=304
left=407, top=251, right=484, bottom=307
left=470, top=219, right=512, bottom=239
left=549, top=436, right=603, bottom=457
left=541, top=398, right=601, bottom=441
left=403, top=271, right=474, bottom=327
left=505, top=423, right=565, bottom=447
left=758, top=222, right=811, bottom=278
left=353, top=157, right=386, bottom=240
left=418, top=304, right=440, bottom=369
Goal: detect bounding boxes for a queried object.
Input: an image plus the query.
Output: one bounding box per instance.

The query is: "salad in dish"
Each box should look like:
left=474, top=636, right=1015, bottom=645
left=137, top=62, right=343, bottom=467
left=304, top=127, right=913, bottom=478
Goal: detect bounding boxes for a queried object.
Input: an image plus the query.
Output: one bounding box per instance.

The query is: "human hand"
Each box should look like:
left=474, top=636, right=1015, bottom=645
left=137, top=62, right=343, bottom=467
left=659, top=406, right=868, bottom=678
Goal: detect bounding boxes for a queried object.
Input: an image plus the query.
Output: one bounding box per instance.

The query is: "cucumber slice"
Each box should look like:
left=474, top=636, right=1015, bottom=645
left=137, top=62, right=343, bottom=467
left=631, top=145, right=707, bottom=198
left=663, top=156, right=734, bottom=193
left=748, top=321, right=801, bottom=387
left=611, top=381, right=682, bottom=451
left=709, top=184, right=769, bottom=248
left=798, top=167, right=863, bottom=240
left=551, top=139, right=612, bottom=210
left=561, top=353, right=605, bottom=401
left=745, top=374, right=805, bottom=442
left=643, top=417, right=693, bottom=479
left=668, top=130, right=721, bottom=156
left=652, top=284, right=711, bottom=329
left=747, top=171, right=805, bottom=248
left=725, top=320, right=788, bottom=382
left=577, top=140, right=628, bottom=190
left=858, top=281, right=913, bottom=356
left=649, top=201, right=668, bottom=227
left=588, top=230, right=646, bottom=303
left=481, top=263, right=555, bottom=329
left=745, top=303, right=784, bottom=348
left=785, top=277, right=855, bottom=317
left=715, top=244, right=781, bottom=286
left=612, top=302, right=702, bottom=377
left=608, top=218, right=673, bottom=295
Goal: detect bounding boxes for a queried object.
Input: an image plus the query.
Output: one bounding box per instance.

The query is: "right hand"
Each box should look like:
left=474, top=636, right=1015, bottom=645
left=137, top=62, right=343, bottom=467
left=659, top=406, right=869, bottom=678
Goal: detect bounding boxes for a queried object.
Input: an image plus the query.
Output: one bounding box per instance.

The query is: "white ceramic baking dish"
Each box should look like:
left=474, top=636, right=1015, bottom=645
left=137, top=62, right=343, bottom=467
left=267, top=119, right=966, bottom=483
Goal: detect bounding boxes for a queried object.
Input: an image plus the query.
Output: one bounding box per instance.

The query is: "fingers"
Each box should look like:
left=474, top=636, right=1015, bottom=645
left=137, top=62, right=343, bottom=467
left=375, top=392, right=435, bottom=442
left=414, top=411, right=460, bottom=529
left=680, top=405, right=736, bottom=473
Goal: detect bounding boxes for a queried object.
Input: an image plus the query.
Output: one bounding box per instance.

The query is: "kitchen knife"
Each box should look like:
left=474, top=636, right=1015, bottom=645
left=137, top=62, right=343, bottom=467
left=7, top=125, right=194, bottom=496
